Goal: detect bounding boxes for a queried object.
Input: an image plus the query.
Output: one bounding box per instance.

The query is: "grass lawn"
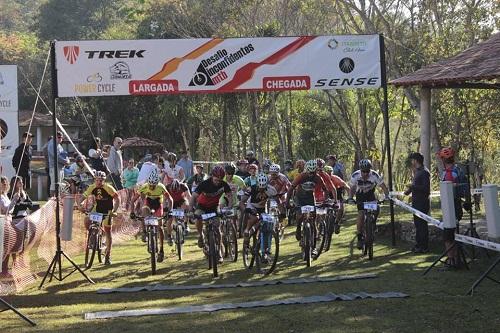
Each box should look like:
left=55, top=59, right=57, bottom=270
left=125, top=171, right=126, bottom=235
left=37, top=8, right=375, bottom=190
left=2, top=205, right=500, bottom=333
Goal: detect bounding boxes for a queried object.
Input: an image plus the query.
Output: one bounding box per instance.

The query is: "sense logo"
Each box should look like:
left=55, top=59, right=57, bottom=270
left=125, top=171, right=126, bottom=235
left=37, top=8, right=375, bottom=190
left=63, top=46, right=80, bottom=64
left=339, top=57, right=355, bottom=73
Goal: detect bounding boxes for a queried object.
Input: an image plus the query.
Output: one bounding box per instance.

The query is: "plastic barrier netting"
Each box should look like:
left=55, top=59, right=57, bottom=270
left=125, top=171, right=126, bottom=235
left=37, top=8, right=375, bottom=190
left=1, top=189, right=140, bottom=295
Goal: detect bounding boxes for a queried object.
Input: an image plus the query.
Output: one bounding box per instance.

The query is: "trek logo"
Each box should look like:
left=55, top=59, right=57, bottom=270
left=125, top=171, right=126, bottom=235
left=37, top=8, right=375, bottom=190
left=85, top=50, right=146, bottom=59
left=63, top=46, right=80, bottom=64
left=189, top=44, right=255, bottom=87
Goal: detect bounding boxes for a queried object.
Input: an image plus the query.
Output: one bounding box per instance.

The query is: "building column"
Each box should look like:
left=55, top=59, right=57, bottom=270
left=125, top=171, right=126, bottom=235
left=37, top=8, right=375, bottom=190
left=36, top=126, right=42, bottom=151
left=420, top=87, right=431, bottom=169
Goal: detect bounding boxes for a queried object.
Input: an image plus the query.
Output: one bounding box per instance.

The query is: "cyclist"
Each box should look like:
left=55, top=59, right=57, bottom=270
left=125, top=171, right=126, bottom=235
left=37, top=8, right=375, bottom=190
left=188, top=165, right=232, bottom=262
left=244, top=163, right=259, bottom=187
left=241, top=173, right=278, bottom=261
left=347, top=159, right=389, bottom=249
left=268, top=163, right=291, bottom=225
left=235, top=159, right=250, bottom=179
left=165, top=179, right=191, bottom=245
left=68, top=155, right=92, bottom=194
left=186, top=163, right=207, bottom=193
left=245, top=150, right=259, bottom=166
left=285, top=160, right=332, bottom=256
left=163, top=152, right=185, bottom=185
left=324, top=165, right=350, bottom=229
left=222, top=163, right=246, bottom=229
left=288, top=159, right=305, bottom=181
left=315, top=158, right=337, bottom=203
left=135, top=169, right=173, bottom=262
left=80, top=171, right=120, bottom=265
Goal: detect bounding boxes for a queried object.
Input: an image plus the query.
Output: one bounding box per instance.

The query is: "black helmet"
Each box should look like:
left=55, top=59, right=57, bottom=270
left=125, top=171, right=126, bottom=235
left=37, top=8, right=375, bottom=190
left=224, top=162, right=236, bottom=175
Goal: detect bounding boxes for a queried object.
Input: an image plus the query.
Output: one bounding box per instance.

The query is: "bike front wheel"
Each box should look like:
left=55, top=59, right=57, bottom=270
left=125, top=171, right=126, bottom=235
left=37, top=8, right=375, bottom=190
left=148, top=227, right=157, bottom=275
left=255, top=229, right=279, bottom=276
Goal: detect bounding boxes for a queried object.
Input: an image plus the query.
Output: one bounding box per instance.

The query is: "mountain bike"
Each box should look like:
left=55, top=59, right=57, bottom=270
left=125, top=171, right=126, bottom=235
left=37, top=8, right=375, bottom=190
left=220, top=207, right=238, bottom=262
left=83, top=212, right=110, bottom=269
left=199, top=212, right=222, bottom=278
left=170, top=209, right=186, bottom=261
left=299, top=205, right=316, bottom=267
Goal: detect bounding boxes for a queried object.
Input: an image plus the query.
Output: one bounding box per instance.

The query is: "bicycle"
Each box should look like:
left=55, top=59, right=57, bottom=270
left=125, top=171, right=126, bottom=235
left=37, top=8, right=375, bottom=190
left=299, top=205, right=316, bottom=267
left=135, top=212, right=162, bottom=275
left=313, top=204, right=328, bottom=259
left=242, top=212, right=280, bottom=275
left=198, top=212, right=222, bottom=278
left=220, top=207, right=238, bottom=262
left=320, top=200, right=338, bottom=253
left=83, top=212, right=113, bottom=269
left=170, top=209, right=186, bottom=261
left=346, top=200, right=383, bottom=260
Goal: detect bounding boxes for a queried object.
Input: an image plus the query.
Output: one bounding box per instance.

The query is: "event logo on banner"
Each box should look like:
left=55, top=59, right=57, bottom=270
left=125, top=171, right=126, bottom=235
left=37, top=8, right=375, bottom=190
left=55, top=35, right=382, bottom=97
left=0, top=65, right=19, bottom=111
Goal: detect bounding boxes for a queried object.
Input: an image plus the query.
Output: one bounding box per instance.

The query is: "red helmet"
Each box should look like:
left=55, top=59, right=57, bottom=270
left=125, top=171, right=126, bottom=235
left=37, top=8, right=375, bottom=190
left=316, top=158, right=325, bottom=169
left=247, top=163, right=258, bottom=171
left=211, top=165, right=226, bottom=178
left=438, top=147, right=455, bottom=159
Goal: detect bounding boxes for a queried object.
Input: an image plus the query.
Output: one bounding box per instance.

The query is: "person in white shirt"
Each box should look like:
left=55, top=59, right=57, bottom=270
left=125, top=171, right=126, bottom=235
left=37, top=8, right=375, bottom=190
left=162, top=152, right=185, bottom=185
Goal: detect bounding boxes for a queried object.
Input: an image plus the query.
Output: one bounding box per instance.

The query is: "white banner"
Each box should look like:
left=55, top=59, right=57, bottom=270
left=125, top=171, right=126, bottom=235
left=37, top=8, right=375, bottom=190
left=0, top=65, right=18, bottom=112
left=55, top=35, right=382, bottom=97
left=0, top=111, right=19, bottom=179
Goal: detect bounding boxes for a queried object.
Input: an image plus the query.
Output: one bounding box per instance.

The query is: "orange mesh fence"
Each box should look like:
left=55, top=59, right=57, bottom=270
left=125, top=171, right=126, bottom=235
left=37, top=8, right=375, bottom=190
left=1, top=189, right=140, bottom=295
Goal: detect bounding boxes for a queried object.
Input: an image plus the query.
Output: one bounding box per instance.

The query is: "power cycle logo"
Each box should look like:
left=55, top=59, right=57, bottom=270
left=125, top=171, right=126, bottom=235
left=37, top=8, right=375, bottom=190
left=339, top=57, right=355, bottom=73
left=189, top=44, right=255, bottom=87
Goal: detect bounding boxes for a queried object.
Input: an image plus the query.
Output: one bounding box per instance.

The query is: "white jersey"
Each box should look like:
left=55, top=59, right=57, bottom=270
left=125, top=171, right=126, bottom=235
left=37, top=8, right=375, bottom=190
left=137, top=162, right=160, bottom=185
left=349, top=170, right=383, bottom=194
left=163, top=164, right=184, bottom=184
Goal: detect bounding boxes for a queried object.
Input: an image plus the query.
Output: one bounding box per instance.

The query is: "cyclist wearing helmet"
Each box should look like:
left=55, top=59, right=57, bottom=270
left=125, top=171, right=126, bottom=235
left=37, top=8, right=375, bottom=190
left=324, top=165, right=350, bottom=226
left=347, top=159, right=389, bottom=250
left=164, top=179, right=191, bottom=245
left=241, top=173, right=277, bottom=239
left=288, top=159, right=305, bottom=181
left=235, top=159, right=250, bottom=179
left=189, top=165, right=232, bottom=251
left=245, top=150, right=259, bottom=166
left=268, top=163, right=291, bottom=221
left=315, top=158, right=337, bottom=203
left=80, top=171, right=120, bottom=265
left=286, top=159, right=332, bottom=244
left=244, top=163, right=259, bottom=187
left=134, top=168, right=173, bottom=262
left=162, top=152, right=185, bottom=185
left=186, top=164, right=207, bottom=193
left=221, top=162, right=246, bottom=208
left=438, top=147, right=468, bottom=268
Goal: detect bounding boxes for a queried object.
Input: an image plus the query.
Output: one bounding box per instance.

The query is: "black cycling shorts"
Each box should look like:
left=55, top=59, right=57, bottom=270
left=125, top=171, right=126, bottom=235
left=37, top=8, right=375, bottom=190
left=355, top=191, right=376, bottom=211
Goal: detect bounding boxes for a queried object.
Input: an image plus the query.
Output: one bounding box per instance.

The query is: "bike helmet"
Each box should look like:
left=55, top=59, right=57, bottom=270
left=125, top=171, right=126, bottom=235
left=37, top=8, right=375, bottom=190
left=269, top=163, right=280, bottom=174
left=324, top=165, right=333, bottom=173
left=170, top=179, right=181, bottom=191
left=211, top=165, right=226, bottom=178
left=246, top=150, right=254, bottom=157
left=95, top=170, right=106, bottom=179
left=305, top=159, right=318, bottom=173
left=148, top=168, right=160, bottom=185
left=295, top=159, right=305, bottom=169
left=316, top=158, right=325, bottom=170
left=167, top=152, right=177, bottom=162
left=359, top=159, right=372, bottom=171
left=257, top=173, right=268, bottom=188
left=438, top=147, right=455, bottom=159
left=224, top=162, right=236, bottom=175
left=236, top=159, right=248, bottom=166
left=76, top=154, right=85, bottom=163
left=247, top=163, right=258, bottom=171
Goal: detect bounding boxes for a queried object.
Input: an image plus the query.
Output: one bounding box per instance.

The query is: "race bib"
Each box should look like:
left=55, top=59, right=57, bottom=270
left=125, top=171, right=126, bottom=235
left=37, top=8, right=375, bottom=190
left=144, top=217, right=159, bottom=226
left=301, top=205, right=315, bottom=213
left=202, top=213, right=217, bottom=220
left=171, top=209, right=184, bottom=217
left=363, top=202, right=378, bottom=211
left=89, top=212, right=104, bottom=223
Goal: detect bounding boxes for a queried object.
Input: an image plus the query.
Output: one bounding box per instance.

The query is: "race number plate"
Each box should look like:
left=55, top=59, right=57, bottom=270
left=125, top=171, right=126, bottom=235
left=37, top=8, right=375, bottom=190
left=316, top=208, right=327, bottom=215
left=89, top=212, right=104, bottom=223
left=144, top=217, right=159, bottom=226
left=237, top=190, right=245, bottom=197
left=202, top=213, right=217, bottom=220
left=171, top=209, right=185, bottom=218
left=301, top=205, right=315, bottom=213
left=221, top=207, right=233, bottom=214
left=261, top=213, right=275, bottom=223
left=363, top=202, right=378, bottom=211
left=269, top=200, right=278, bottom=208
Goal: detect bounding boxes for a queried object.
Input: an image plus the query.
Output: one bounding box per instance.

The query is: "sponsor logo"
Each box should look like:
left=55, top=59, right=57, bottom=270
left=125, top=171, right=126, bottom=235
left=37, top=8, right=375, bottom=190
left=341, top=40, right=367, bottom=52
left=110, top=61, right=131, bottom=80
left=129, top=80, right=178, bottom=95
left=189, top=44, right=255, bottom=87
left=263, top=76, right=310, bottom=91
left=314, top=77, right=379, bottom=88
left=87, top=73, right=103, bottom=83
left=327, top=38, right=339, bottom=50
left=63, top=46, right=80, bottom=64
left=0, top=119, right=8, bottom=139
left=339, top=57, right=355, bottom=73
left=84, top=50, right=145, bottom=59
left=73, top=83, right=116, bottom=94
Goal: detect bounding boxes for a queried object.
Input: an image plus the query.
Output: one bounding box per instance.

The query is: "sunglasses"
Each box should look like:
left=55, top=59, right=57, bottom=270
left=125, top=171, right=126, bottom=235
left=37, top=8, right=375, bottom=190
left=361, top=170, right=370, bottom=174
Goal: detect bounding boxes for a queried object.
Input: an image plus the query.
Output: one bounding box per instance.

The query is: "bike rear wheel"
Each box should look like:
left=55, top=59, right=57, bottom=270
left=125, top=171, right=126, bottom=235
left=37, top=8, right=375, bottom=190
left=176, top=224, right=183, bottom=261
left=256, top=229, right=279, bottom=275
left=303, top=222, right=312, bottom=267
left=85, top=229, right=98, bottom=269
left=364, top=217, right=374, bottom=260
left=243, top=232, right=256, bottom=269
left=225, top=221, right=238, bottom=262
left=314, top=219, right=327, bottom=259
left=208, top=228, right=218, bottom=277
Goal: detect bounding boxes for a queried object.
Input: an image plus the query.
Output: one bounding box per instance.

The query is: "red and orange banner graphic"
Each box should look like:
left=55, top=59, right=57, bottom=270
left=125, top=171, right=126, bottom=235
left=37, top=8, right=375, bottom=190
left=55, top=35, right=381, bottom=97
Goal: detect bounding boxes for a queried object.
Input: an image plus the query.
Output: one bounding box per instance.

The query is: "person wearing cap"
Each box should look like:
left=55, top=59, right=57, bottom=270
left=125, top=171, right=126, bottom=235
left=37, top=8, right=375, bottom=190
left=47, top=131, right=70, bottom=196
left=12, top=132, right=34, bottom=189
left=106, top=137, right=124, bottom=190
left=326, top=154, right=346, bottom=180
left=404, top=152, right=431, bottom=253
left=245, top=150, right=259, bottom=167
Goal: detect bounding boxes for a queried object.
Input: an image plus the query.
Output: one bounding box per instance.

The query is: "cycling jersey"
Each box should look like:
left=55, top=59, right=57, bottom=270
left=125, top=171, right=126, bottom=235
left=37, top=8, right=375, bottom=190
left=287, top=169, right=302, bottom=181
left=349, top=170, right=383, bottom=195
left=167, top=183, right=189, bottom=203
left=222, top=175, right=246, bottom=207
left=291, top=173, right=328, bottom=206
left=83, top=183, right=118, bottom=214
left=269, top=173, right=291, bottom=195
left=243, top=184, right=277, bottom=210
left=330, top=174, right=347, bottom=189
left=163, top=164, right=184, bottom=184
left=315, top=171, right=335, bottom=202
left=138, top=183, right=169, bottom=203
left=244, top=175, right=258, bottom=187
left=195, top=178, right=231, bottom=210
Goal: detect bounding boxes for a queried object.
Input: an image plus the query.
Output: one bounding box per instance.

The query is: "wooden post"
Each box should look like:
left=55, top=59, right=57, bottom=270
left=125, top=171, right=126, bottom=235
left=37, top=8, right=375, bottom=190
left=420, top=87, right=431, bottom=169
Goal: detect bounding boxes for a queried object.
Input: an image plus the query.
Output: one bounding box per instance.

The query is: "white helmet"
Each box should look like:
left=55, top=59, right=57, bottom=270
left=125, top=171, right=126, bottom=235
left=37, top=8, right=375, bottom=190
left=305, top=159, right=318, bottom=173
left=257, top=173, right=268, bottom=188
left=148, top=168, right=160, bottom=185
left=269, top=163, right=280, bottom=173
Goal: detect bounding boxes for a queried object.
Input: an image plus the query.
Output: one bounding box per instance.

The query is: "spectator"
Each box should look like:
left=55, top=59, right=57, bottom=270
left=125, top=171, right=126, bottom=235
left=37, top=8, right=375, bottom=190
left=0, top=176, right=14, bottom=278
left=177, top=150, right=194, bottom=179
left=326, top=154, right=346, bottom=180
left=186, top=164, right=207, bottom=192
left=8, top=176, right=34, bottom=218
left=42, top=136, right=53, bottom=197
left=12, top=132, right=33, bottom=189
left=245, top=150, right=259, bottom=166
left=123, top=159, right=139, bottom=209
left=47, top=131, right=70, bottom=196
left=107, top=137, right=124, bottom=190
left=163, top=152, right=185, bottom=185
left=235, top=159, right=250, bottom=179
left=404, top=152, right=431, bottom=253
left=137, top=154, right=160, bottom=185
left=88, top=137, right=108, bottom=173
